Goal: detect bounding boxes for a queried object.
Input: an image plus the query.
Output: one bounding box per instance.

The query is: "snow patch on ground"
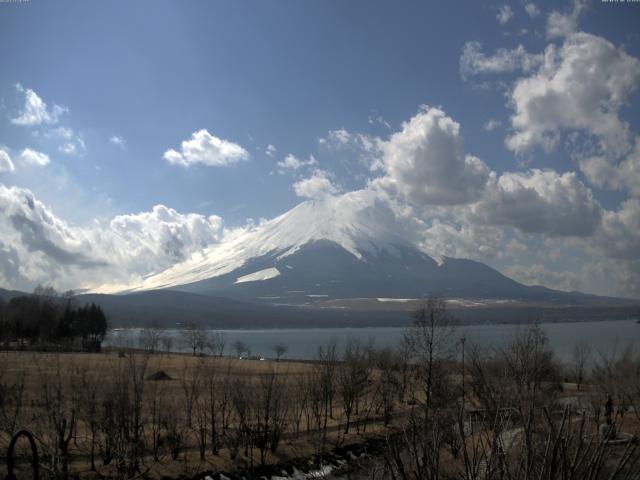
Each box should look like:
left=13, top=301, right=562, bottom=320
left=234, top=267, right=281, bottom=284
left=377, top=298, right=416, bottom=302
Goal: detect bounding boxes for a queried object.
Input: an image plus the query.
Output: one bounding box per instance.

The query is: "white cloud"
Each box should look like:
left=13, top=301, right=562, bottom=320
left=10, top=84, right=67, bottom=126
left=319, top=128, right=383, bottom=169
left=497, top=5, right=514, bottom=24
left=58, top=143, right=77, bottom=155
left=468, top=169, right=602, bottom=237
left=506, top=263, right=582, bottom=292
left=107, top=205, right=224, bottom=274
left=319, top=129, right=352, bottom=148
left=276, top=153, right=317, bottom=173
left=460, top=42, right=543, bottom=78
left=483, top=119, right=502, bottom=132
left=319, top=129, right=380, bottom=153
left=591, top=198, right=640, bottom=262
left=109, top=135, right=125, bottom=147
left=0, top=183, right=226, bottom=291
left=546, top=0, right=586, bottom=39
left=0, top=150, right=15, bottom=173
left=376, top=107, right=489, bottom=206
left=266, top=144, right=277, bottom=157
left=0, top=184, right=104, bottom=279
left=48, top=127, right=74, bottom=140
left=293, top=170, right=339, bottom=199
left=585, top=198, right=640, bottom=296
left=420, top=220, right=507, bottom=263
left=163, top=129, right=249, bottom=167
left=579, top=137, right=640, bottom=197
left=506, top=32, right=640, bottom=156
left=18, top=148, right=50, bottom=167
left=525, top=3, right=540, bottom=18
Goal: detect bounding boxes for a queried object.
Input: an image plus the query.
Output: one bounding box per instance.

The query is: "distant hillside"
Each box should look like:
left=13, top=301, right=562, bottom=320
left=2, top=287, right=638, bottom=328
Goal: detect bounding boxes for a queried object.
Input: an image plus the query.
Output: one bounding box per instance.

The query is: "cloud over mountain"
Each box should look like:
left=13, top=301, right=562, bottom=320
left=376, top=107, right=490, bottom=206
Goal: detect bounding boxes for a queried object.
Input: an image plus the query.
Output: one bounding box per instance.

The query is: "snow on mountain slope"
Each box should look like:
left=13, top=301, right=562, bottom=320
left=235, top=267, right=281, bottom=284
left=105, top=190, right=432, bottom=293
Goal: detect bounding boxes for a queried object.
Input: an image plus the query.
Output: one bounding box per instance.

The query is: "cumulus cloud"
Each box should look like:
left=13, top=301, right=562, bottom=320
left=496, top=5, right=514, bottom=24
left=460, top=42, right=543, bottom=79
left=107, top=205, right=224, bottom=275
left=579, top=137, right=640, bottom=197
left=0, top=149, right=15, bottom=173
left=0, top=183, right=227, bottom=291
left=293, top=170, right=339, bottom=199
left=546, top=0, right=586, bottom=39
left=591, top=198, right=640, bottom=262
left=506, top=32, right=640, bottom=156
left=376, top=107, right=489, bottom=206
left=164, top=129, right=249, bottom=167
left=0, top=184, right=103, bottom=272
left=276, top=153, right=317, bottom=173
left=10, top=84, right=67, bottom=126
left=585, top=198, right=640, bottom=296
left=467, top=169, right=602, bottom=237
left=18, top=148, right=50, bottom=167
left=419, top=220, right=507, bottom=263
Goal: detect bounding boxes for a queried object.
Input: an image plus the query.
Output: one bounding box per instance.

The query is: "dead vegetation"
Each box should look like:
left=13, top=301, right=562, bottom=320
left=0, top=299, right=639, bottom=479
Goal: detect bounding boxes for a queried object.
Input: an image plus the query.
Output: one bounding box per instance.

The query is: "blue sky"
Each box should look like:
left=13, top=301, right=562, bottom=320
left=0, top=0, right=639, bottom=297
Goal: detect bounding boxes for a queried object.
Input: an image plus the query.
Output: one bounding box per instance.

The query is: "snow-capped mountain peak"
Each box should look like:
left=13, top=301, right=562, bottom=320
left=110, top=191, right=429, bottom=293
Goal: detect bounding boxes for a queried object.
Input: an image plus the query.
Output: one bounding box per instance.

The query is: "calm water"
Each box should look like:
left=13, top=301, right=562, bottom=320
left=106, top=319, right=640, bottom=362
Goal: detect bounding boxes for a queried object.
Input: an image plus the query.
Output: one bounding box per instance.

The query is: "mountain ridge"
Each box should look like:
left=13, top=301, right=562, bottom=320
left=89, top=194, right=637, bottom=307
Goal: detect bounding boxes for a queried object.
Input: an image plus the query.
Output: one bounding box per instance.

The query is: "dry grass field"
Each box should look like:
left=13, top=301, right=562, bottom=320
left=1, top=317, right=639, bottom=480
left=0, top=349, right=401, bottom=479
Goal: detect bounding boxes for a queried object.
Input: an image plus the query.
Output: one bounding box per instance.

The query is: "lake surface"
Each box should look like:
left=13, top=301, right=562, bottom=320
left=106, top=319, right=640, bottom=362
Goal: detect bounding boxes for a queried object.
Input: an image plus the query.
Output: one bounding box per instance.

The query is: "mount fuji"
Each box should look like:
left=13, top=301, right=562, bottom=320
left=100, top=191, right=614, bottom=308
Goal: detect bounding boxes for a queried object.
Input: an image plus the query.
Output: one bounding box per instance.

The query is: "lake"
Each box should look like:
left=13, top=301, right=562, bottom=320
left=106, top=318, right=640, bottom=362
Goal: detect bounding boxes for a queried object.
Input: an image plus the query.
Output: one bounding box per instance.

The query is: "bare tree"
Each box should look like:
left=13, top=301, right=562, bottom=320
left=79, top=362, right=106, bottom=471
left=161, top=333, right=173, bottom=356
left=0, top=355, right=26, bottom=443
left=232, top=339, right=250, bottom=358
left=338, top=339, right=370, bottom=433
left=206, top=331, right=226, bottom=357
left=148, top=369, right=166, bottom=462
left=382, top=298, right=457, bottom=480
left=180, top=358, right=202, bottom=429
left=36, top=355, right=79, bottom=479
left=252, top=368, right=288, bottom=464
left=181, top=322, right=206, bottom=356
left=272, top=343, right=288, bottom=361
left=139, top=326, right=162, bottom=354
left=314, top=340, right=338, bottom=447
left=572, top=339, right=592, bottom=391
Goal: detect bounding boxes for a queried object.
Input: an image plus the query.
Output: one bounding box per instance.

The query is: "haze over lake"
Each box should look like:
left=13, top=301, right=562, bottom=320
left=107, top=319, right=640, bottom=362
